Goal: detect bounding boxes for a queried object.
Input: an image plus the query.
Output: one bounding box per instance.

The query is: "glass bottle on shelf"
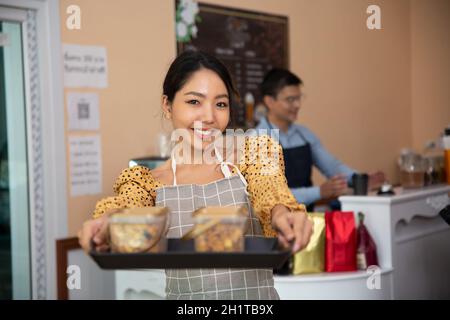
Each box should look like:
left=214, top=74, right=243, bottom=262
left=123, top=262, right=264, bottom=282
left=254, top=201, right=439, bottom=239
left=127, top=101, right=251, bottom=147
left=423, top=140, right=445, bottom=185
left=244, top=92, right=255, bottom=128
left=398, top=150, right=426, bottom=189
left=444, top=125, right=450, bottom=184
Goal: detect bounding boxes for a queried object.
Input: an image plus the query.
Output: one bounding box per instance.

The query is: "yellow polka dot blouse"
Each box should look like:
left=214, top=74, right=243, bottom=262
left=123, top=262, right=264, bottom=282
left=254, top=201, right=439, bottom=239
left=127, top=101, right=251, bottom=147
left=92, top=135, right=306, bottom=237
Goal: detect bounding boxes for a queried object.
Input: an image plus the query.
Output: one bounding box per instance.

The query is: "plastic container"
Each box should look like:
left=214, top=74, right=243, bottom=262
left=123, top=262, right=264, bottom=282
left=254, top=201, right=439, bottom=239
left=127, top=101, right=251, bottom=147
left=398, top=152, right=426, bottom=189
left=423, top=140, right=446, bottom=185
left=108, top=207, right=169, bottom=253
left=189, top=206, right=248, bottom=252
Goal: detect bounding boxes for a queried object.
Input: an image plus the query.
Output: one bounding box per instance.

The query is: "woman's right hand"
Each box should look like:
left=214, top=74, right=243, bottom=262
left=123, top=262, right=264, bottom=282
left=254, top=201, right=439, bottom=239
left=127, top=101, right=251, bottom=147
left=78, top=214, right=109, bottom=253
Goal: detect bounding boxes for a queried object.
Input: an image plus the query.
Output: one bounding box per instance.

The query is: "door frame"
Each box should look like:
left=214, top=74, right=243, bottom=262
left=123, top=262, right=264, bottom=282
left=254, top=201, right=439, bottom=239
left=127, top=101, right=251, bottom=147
left=0, top=0, right=67, bottom=300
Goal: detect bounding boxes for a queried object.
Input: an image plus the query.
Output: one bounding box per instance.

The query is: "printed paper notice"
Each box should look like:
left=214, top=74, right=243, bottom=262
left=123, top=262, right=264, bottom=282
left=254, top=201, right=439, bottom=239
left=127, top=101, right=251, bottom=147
left=69, top=135, right=102, bottom=197
left=67, top=92, right=100, bottom=131
left=63, top=44, right=108, bottom=88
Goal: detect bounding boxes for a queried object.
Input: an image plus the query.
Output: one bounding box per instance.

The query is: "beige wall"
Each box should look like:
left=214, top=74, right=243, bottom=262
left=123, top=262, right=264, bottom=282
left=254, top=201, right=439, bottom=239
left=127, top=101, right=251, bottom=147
left=205, top=0, right=413, bottom=188
left=59, top=0, right=446, bottom=236
left=60, top=0, right=177, bottom=235
left=411, top=0, right=450, bottom=151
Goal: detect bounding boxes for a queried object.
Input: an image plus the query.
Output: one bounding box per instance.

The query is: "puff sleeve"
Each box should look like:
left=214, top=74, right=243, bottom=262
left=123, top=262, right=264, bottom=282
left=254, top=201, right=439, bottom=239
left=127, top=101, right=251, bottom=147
left=239, top=135, right=307, bottom=237
left=92, top=166, right=161, bottom=219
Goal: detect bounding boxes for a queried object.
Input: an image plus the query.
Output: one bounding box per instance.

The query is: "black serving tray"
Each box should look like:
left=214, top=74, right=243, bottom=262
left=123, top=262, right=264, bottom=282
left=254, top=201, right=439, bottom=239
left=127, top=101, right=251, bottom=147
left=90, top=237, right=290, bottom=269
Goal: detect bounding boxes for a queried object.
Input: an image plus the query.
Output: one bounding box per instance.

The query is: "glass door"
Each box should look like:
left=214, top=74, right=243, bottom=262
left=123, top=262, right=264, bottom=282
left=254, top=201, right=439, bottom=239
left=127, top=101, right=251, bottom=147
left=0, top=15, right=31, bottom=299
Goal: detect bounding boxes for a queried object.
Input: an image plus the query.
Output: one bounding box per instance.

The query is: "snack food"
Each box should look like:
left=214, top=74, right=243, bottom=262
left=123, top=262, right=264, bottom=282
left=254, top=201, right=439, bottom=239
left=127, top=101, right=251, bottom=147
left=189, top=206, right=248, bottom=252
left=109, top=207, right=169, bottom=253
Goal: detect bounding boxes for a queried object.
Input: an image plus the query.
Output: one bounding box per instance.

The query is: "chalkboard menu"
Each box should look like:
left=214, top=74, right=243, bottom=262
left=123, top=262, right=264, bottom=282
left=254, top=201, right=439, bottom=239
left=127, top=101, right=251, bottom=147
left=176, top=1, right=289, bottom=129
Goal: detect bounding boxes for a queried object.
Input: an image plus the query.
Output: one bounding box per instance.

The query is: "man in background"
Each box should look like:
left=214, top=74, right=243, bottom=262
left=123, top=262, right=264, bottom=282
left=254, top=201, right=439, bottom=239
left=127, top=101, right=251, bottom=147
left=256, top=68, right=385, bottom=210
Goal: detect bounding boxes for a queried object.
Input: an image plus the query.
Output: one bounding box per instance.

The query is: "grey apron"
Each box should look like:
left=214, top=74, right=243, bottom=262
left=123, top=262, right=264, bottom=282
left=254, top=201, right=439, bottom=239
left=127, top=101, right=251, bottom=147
left=155, top=149, right=280, bottom=300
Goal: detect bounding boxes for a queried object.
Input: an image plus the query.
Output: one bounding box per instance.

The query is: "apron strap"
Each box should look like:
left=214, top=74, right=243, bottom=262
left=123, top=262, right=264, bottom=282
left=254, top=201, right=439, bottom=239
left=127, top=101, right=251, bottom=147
left=215, top=146, right=249, bottom=195
left=220, top=161, right=249, bottom=195
left=171, top=149, right=178, bottom=186
left=214, top=146, right=231, bottom=177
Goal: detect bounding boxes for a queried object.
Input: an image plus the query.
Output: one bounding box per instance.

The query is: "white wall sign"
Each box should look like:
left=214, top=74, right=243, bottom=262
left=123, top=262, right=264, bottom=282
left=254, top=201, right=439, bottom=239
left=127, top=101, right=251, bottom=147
left=63, top=44, right=108, bottom=88
left=69, top=135, right=102, bottom=197
left=67, top=92, right=100, bottom=131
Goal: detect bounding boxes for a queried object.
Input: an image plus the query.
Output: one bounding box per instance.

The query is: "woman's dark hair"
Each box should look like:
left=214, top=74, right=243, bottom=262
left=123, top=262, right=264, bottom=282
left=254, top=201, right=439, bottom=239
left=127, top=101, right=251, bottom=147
left=163, top=51, right=239, bottom=122
left=260, top=68, right=303, bottom=98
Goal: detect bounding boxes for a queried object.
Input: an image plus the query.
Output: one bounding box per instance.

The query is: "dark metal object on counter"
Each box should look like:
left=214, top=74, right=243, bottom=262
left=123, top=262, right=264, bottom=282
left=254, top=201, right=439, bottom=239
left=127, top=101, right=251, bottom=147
left=439, top=205, right=450, bottom=226
left=352, top=173, right=369, bottom=195
left=377, top=183, right=395, bottom=196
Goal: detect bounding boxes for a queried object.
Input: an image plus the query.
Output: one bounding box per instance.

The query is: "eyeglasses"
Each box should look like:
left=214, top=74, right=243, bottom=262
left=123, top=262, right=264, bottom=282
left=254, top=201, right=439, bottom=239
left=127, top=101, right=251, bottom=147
left=278, top=93, right=305, bottom=105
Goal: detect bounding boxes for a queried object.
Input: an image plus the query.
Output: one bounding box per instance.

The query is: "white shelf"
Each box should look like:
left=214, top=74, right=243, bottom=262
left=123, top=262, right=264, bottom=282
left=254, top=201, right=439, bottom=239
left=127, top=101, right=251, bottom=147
left=339, top=184, right=450, bottom=204
left=274, top=268, right=393, bottom=283
left=274, top=268, right=394, bottom=299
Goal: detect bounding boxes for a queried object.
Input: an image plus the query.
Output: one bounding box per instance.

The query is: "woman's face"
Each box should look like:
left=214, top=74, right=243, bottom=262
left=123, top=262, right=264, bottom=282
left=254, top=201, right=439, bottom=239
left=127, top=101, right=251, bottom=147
left=163, top=68, right=230, bottom=151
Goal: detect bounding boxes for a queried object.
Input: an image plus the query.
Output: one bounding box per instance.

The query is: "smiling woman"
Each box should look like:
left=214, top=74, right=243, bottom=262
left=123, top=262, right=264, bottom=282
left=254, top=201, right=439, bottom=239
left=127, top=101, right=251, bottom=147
left=163, top=68, right=231, bottom=151
left=78, top=51, right=312, bottom=300
left=162, top=49, right=238, bottom=128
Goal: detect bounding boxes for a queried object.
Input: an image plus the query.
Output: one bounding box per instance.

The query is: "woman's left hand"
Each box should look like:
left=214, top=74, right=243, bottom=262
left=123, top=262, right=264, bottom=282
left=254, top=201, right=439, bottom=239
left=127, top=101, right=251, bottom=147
left=271, top=205, right=313, bottom=254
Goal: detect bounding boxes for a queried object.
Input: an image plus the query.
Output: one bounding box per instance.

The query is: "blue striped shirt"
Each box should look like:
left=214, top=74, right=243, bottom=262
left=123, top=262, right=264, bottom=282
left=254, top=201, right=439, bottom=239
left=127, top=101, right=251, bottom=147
left=256, top=117, right=355, bottom=205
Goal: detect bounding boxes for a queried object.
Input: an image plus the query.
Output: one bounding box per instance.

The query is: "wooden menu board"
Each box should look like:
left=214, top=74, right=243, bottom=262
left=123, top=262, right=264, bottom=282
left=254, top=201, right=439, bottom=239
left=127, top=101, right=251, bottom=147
left=176, top=1, right=289, bottom=129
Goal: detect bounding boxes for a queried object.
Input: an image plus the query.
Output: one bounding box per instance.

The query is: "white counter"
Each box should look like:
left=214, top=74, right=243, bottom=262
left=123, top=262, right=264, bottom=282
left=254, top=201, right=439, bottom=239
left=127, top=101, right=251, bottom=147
left=115, top=185, right=450, bottom=300
left=339, top=184, right=450, bottom=299
left=274, top=184, right=450, bottom=299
